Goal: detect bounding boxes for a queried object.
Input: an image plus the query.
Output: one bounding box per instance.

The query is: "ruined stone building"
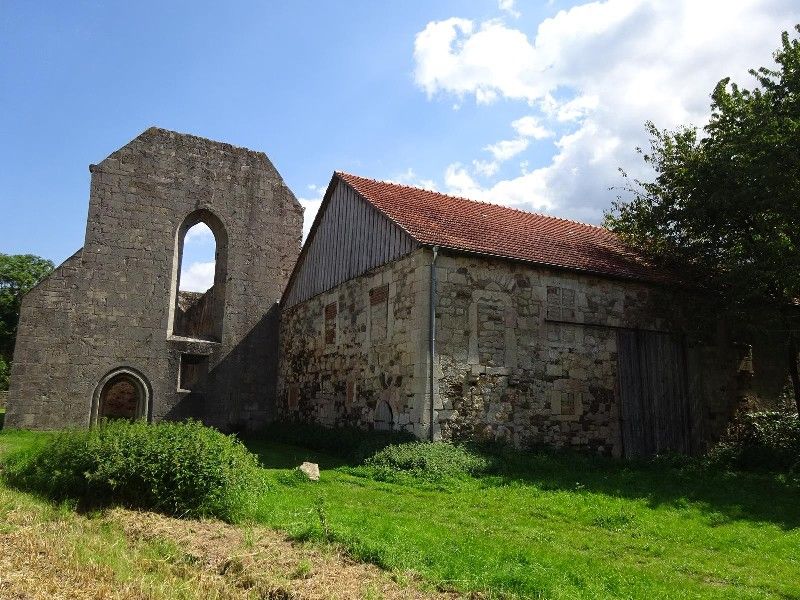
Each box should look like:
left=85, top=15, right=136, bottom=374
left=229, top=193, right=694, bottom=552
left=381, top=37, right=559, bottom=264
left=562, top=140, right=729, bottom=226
left=6, top=128, right=302, bottom=431
left=6, top=129, right=770, bottom=456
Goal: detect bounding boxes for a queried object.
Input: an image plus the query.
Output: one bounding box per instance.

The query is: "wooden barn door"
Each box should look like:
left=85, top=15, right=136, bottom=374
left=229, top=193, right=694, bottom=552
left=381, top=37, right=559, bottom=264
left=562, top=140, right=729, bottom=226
left=617, top=330, right=694, bottom=458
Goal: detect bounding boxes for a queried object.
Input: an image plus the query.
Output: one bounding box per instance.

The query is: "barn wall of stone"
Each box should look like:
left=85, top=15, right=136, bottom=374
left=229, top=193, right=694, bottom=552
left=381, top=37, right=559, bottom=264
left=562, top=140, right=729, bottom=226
left=433, top=253, right=666, bottom=455
left=432, top=252, right=758, bottom=455
left=277, top=249, right=436, bottom=439
left=278, top=247, right=754, bottom=455
left=7, top=128, right=302, bottom=431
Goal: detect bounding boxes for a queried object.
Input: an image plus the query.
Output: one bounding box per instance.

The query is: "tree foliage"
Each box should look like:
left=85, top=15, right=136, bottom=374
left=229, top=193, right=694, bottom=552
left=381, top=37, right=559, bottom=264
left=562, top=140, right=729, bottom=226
left=605, top=26, right=800, bottom=411
left=0, top=253, right=54, bottom=364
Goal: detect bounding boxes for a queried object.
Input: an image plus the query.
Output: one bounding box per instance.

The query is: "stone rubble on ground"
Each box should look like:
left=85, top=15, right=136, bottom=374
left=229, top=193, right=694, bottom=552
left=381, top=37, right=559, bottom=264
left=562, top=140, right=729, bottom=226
left=298, top=461, right=320, bottom=481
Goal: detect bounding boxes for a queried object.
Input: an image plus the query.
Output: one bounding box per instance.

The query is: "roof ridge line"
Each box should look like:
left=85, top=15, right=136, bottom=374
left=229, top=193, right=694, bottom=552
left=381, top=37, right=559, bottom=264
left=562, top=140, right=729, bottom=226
left=335, top=171, right=608, bottom=232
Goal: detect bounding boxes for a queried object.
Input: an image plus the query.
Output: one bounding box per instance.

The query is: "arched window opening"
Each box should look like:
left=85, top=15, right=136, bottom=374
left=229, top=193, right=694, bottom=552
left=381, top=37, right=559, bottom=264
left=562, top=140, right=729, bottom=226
left=169, top=210, right=228, bottom=342
left=180, top=223, right=216, bottom=294
left=374, top=400, right=394, bottom=431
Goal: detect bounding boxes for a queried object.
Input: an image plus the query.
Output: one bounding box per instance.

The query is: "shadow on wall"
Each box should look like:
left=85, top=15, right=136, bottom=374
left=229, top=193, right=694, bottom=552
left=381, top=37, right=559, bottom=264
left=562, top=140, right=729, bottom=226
left=164, top=304, right=281, bottom=430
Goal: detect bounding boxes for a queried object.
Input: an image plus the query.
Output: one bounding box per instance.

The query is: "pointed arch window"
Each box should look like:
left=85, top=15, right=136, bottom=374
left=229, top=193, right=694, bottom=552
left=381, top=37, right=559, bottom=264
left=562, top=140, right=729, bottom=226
left=169, top=209, right=228, bottom=342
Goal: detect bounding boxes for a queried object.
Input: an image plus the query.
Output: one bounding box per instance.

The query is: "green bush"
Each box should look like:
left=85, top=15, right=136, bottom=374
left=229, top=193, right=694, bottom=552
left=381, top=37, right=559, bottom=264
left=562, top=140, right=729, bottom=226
left=0, top=354, right=9, bottom=391
left=361, top=441, right=497, bottom=481
left=708, top=411, right=800, bottom=472
left=2, top=419, right=262, bottom=521
left=262, top=420, right=414, bottom=462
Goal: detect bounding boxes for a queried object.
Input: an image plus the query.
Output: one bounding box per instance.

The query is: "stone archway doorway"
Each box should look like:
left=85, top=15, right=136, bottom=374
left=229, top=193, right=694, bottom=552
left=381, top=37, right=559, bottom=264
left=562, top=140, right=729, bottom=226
left=92, top=368, right=150, bottom=424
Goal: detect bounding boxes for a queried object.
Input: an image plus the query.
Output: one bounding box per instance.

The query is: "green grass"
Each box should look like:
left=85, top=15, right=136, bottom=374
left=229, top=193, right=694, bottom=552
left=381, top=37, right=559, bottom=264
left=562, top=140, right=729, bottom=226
left=245, top=439, right=800, bottom=599
left=3, top=429, right=799, bottom=599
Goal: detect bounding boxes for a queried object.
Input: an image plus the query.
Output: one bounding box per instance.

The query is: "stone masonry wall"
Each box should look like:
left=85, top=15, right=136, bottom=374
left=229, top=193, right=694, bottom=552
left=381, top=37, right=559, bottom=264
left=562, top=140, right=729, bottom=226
left=278, top=249, right=435, bottom=438
left=278, top=247, right=746, bottom=456
left=7, top=128, right=302, bottom=431
left=432, top=252, right=684, bottom=456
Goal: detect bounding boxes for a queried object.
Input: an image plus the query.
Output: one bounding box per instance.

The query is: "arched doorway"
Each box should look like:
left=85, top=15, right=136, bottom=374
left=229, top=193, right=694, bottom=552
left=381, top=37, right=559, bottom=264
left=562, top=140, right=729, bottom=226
left=99, top=374, right=140, bottom=420
left=92, top=368, right=150, bottom=424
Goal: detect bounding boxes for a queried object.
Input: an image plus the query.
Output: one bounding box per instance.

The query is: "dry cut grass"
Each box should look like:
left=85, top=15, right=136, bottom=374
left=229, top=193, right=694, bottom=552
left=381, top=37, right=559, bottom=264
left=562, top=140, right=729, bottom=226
left=0, top=486, right=453, bottom=600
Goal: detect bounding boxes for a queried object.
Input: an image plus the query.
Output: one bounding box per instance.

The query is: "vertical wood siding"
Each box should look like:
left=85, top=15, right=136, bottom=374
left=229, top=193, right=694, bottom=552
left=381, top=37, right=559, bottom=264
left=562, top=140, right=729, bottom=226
left=617, top=329, right=697, bottom=458
left=283, top=180, right=418, bottom=307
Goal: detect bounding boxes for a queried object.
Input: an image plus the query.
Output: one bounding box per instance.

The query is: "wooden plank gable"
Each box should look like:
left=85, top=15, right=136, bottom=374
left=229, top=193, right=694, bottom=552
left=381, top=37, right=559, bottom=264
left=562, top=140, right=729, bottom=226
left=282, top=177, right=418, bottom=307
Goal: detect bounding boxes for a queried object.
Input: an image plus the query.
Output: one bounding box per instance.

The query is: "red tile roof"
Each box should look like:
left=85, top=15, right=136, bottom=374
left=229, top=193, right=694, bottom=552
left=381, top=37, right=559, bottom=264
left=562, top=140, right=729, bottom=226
left=336, top=172, right=671, bottom=284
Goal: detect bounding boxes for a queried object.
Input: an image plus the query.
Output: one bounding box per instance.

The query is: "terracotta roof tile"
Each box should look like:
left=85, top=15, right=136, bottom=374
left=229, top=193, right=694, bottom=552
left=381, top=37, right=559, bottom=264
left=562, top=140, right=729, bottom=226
left=336, top=172, right=671, bottom=284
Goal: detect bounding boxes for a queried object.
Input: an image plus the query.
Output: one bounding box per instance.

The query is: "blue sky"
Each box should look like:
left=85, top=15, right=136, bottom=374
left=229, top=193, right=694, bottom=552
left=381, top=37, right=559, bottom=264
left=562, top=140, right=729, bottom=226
left=2, top=1, right=798, bottom=291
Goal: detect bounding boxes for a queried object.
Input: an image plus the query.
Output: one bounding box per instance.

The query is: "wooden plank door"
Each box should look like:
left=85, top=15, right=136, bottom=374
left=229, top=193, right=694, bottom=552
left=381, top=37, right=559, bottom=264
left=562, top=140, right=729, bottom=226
left=617, top=329, right=693, bottom=458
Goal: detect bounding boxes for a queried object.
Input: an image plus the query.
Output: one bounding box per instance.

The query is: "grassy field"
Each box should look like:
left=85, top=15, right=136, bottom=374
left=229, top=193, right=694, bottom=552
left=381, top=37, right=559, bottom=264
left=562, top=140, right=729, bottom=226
left=2, top=428, right=799, bottom=599
left=0, top=429, right=445, bottom=599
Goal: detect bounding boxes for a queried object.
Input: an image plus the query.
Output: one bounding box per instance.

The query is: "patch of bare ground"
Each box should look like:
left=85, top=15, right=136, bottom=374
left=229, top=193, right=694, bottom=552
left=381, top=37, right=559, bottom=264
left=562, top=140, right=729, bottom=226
left=0, top=503, right=461, bottom=599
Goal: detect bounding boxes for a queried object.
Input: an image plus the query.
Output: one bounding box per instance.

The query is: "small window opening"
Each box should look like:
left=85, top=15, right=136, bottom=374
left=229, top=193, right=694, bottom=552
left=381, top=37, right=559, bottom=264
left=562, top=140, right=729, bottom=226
left=324, top=302, right=337, bottom=345
left=287, top=386, right=300, bottom=411
left=374, top=400, right=394, bottom=431
left=369, top=284, right=388, bottom=342
left=546, top=286, right=576, bottom=320
left=179, top=353, right=209, bottom=392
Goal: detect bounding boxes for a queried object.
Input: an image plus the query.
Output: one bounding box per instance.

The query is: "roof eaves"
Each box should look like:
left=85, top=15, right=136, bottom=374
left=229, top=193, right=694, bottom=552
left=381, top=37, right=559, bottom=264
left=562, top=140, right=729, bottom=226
left=421, top=242, right=675, bottom=287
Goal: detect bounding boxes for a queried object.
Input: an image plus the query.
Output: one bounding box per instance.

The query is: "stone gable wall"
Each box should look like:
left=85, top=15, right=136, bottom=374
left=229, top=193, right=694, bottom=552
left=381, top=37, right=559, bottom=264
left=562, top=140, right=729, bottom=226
left=7, top=128, right=302, bottom=431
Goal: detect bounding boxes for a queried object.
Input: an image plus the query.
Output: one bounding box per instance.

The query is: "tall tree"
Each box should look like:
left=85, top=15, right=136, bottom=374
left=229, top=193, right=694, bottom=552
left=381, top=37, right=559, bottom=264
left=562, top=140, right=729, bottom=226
left=0, top=253, right=54, bottom=388
left=605, top=26, right=800, bottom=413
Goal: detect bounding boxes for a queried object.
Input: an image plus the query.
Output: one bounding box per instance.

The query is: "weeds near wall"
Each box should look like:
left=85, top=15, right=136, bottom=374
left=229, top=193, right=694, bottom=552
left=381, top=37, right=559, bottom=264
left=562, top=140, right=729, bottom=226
left=358, top=441, right=497, bottom=483
left=707, top=410, right=800, bottom=472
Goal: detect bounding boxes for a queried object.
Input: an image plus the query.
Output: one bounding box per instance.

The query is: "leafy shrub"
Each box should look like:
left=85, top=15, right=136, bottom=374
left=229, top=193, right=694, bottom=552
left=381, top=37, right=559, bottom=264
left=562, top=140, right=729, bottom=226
left=262, top=420, right=414, bottom=462
left=708, top=411, right=800, bottom=472
left=2, top=419, right=262, bottom=521
left=361, top=441, right=497, bottom=481
left=0, top=355, right=9, bottom=391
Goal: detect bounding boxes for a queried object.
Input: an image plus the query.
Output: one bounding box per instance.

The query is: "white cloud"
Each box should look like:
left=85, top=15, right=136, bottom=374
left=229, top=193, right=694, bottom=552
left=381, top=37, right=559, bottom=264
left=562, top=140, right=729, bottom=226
left=545, top=94, right=599, bottom=123
left=180, top=261, right=215, bottom=292
left=413, top=0, right=799, bottom=222
left=184, top=222, right=214, bottom=245
left=498, top=0, right=521, bottom=18
left=473, top=159, right=499, bottom=177
left=444, top=163, right=483, bottom=198
left=511, top=115, right=553, bottom=139
left=443, top=162, right=555, bottom=213
left=414, top=18, right=545, bottom=104
left=390, top=168, right=439, bottom=191
left=484, top=137, right=530, bottom=161
left=298, top=190, right=324, bottom=242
